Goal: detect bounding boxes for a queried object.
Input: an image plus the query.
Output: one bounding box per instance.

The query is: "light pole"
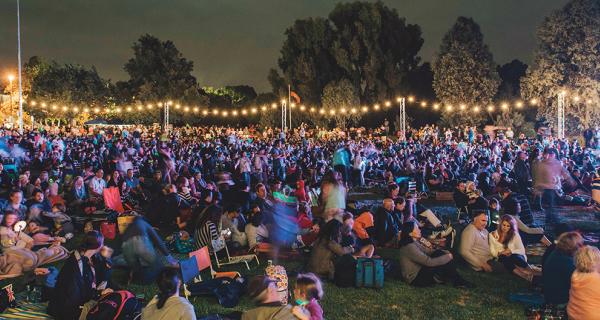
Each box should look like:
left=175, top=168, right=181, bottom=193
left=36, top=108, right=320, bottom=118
left=16, top=0, right=24, bottom=133
left=162, top=100, right=172, bottom=134
left=397, top=97, right=406, bottom=141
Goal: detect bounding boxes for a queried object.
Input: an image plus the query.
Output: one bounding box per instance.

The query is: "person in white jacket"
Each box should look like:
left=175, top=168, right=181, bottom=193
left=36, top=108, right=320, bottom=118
left=489, top=215, right=536, bottom=281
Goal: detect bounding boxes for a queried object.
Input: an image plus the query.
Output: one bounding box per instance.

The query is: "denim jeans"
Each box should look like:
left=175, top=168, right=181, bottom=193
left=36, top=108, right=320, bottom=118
left=542, top=189, right=557, bottom=223
left=120, top=235, right=168, bottom=284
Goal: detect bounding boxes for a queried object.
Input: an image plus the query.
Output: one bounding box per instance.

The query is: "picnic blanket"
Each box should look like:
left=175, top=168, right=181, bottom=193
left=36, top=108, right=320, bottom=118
left=0, top=302, right=52, bottom=319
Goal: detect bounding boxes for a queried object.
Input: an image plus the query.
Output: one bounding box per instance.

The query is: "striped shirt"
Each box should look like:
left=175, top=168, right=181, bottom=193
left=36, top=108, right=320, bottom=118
left=195, top=221, right=218, bottom=251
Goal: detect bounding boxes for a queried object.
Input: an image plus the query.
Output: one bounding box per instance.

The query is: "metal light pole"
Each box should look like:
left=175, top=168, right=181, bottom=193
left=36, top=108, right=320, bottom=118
left=557, top=91, right=566, bottom=139
left=398, top=97, right=406, bottom=141
left=163, top=101, right=171, bottom=134
left=16, top=0, right=24, bottom=133
left=280, top=99, right=287, bottom=132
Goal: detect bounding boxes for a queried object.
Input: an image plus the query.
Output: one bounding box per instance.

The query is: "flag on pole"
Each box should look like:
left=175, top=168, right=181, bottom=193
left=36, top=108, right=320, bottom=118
left=290, top=91, right=301, bottom=104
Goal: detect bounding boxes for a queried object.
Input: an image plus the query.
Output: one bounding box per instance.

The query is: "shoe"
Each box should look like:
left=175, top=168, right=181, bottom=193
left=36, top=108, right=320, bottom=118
left=433, top=274, right=445, bottom=284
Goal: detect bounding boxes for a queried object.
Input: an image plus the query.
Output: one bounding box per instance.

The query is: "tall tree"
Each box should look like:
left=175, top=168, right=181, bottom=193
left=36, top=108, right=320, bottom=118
left=521, top=0, right=600, bottom=133
left=433, top=17, right=500, bottom=127
left=406, top=62, right=439, bottom=126
left=123, top=34, right=204, bottom=104
left=329, top=1, right=423, bottom=103
left=496, top=60, right=528, bottom=100
left=321, top=78, right=360, bottom=129
left=273, top=17, right=341, bottom=105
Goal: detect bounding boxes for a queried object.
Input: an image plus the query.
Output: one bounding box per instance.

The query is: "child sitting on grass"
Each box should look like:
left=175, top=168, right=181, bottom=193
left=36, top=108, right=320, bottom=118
left=292, top=273, right=324, bottom=320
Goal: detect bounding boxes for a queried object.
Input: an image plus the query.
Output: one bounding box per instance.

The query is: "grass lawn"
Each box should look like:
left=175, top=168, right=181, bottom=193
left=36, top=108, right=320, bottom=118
left=1, top=237, right=531, bottom=320
left=116, top=247, right=530, bottom=320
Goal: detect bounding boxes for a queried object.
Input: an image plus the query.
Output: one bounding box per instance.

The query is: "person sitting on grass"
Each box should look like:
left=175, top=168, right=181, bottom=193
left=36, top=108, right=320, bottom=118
left=497, top=181, right=552, bottom=247
left=489, top=215, right=538, bottom=282
left=543, top=231, right=583, bottom=306
left=242, top=275, right=307, bottom=320
left=397, top=221, right=472, bottom=288
left=141, top=267, right=197, bottom=320
left=48, top=231, right=112, bottom=320
left=374, top=198, right=400, bottom=247
left=341, top=213, right=374, bottom=258
left=567, top=245, right=600, bottom=320
left=459, top=211, right=504, bottom=273
left=308, top=219, right=354, bottom=280
left=291, top=273, right=324, bottom=320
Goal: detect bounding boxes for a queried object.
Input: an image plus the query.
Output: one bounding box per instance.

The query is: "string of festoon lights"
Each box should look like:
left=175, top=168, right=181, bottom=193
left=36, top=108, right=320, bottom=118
left=23, top=91, right=595, bottom=118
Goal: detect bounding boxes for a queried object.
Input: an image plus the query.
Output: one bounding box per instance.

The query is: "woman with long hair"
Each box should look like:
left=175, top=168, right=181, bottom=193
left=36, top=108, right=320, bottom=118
left=397, top=221, right=471, bottom=288
left=489, top=215, right=535, bottom=281
left=141, top=267, right=196, bottom=320
left=308, top=219, right=353, bottom=279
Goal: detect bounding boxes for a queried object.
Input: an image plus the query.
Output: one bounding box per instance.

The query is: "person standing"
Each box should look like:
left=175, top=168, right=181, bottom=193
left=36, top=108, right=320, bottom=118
left=532, top=148, right=572, bottom=224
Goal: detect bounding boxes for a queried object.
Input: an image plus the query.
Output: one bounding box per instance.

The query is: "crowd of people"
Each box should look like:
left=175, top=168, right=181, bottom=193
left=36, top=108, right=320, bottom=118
left=0, top=122, right=599, bottom=319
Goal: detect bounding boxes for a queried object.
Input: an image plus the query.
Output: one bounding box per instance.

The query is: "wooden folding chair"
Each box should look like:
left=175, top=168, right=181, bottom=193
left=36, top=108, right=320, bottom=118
left=212, top=236, right=259, bottom=270
left=189, top=246, right=239, bottom=283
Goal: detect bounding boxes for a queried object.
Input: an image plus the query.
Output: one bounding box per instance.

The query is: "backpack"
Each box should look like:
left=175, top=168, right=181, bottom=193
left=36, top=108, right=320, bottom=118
left=87, top=290, right=142, bottom=320
left=334, top=254, right=357, bottom=287
left=265, top=262, right=288, bottom=304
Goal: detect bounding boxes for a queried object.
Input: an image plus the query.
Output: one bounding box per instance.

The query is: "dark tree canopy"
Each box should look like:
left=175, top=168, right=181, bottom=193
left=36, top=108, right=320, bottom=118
left=496, top=59, right=528, bottom=100
left=329, top=1, right=423, bottom=103
left=274, top=17, right=342, bottom=105
left=123, top=34, right=203, bottom=103
left=522, top=0, right=600, bottom=131
left=433, top=16, right=500, bottom=127
left=271, top=1, right=423, bottom=107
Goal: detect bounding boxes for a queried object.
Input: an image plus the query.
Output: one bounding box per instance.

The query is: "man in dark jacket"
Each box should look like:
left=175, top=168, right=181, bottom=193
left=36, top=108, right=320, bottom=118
left=512, top=151, right=531, bottom=195
left=453, top=181, right=469, bottom=210
left=48, top=231, right=107, bottom=320
left=374, top=198, right=399, bottom=247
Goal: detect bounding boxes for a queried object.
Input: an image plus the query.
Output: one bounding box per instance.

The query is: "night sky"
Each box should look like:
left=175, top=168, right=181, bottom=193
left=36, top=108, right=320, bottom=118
left=0, top=0, right=568, bottom=92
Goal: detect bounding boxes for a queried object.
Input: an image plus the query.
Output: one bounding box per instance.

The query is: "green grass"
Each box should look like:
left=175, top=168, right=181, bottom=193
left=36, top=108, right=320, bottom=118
left=113, top=248, right=530, bottom=320
left=1, top=233, right=531, bottom=320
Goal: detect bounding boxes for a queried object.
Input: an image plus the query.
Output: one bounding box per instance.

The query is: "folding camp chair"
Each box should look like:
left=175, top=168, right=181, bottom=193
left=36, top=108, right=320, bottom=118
left=179, top=256, right=199, bottom=299
left=103, top=186, right=125, bottom=213
left=189, top=246, right=240, bottom=283
left=212, top=236, right=259, bottom=270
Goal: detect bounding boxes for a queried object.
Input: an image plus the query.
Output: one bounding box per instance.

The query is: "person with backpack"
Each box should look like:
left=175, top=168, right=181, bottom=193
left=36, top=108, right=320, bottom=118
left=142, top=267, right=196, bottom=320
left=48, top=231, right=112, bottom=320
